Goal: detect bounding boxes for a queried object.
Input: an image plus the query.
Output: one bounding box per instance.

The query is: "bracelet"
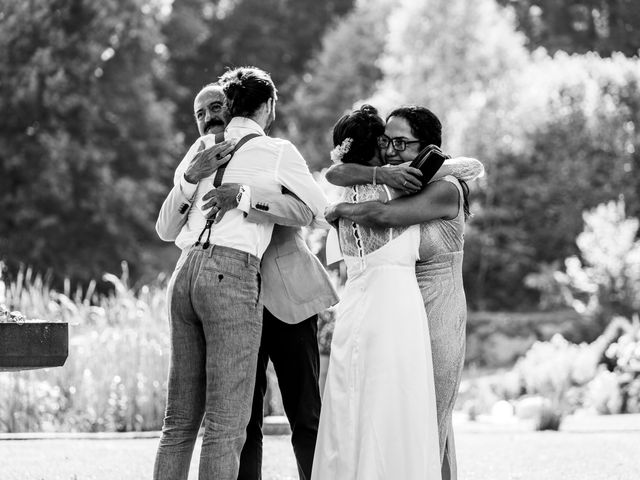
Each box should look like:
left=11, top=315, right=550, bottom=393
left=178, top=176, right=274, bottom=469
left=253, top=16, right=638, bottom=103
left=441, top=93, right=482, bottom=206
left=372, top=166, right=378, bottom=186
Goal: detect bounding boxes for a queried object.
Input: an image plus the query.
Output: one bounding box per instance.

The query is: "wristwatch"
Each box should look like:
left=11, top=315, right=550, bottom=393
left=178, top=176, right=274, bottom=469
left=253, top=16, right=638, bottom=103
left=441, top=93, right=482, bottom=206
left=235, top=185, right=246, bottom=206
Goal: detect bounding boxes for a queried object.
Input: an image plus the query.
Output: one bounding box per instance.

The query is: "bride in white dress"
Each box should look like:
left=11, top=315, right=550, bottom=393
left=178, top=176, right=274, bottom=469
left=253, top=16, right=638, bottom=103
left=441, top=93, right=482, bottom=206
left=312, top=105, right=441, bottom=480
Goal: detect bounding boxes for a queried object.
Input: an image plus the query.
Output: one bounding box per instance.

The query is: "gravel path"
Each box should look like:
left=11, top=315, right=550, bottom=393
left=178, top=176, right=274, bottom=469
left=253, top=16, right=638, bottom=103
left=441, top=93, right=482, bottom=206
left=1, top=430, right=639, bottom=480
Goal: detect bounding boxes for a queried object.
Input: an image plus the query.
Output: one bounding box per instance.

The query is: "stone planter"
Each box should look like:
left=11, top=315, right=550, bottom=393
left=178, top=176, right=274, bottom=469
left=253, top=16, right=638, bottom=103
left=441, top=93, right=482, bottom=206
left=0, top=321, right=68, bottom=371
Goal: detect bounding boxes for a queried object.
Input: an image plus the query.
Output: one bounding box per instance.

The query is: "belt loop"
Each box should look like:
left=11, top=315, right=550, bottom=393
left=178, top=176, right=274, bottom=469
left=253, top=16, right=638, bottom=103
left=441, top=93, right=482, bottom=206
left=246, top=252, right=250, bottom=267
left=208, top=244, right=215, bottom=258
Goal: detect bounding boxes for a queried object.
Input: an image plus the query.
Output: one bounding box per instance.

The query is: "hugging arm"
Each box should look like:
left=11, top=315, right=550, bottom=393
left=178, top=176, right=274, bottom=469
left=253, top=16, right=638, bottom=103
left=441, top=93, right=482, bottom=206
left=325, top=157, right=484, bottom=192
left=433, top=157, right=485, bottom=183
left=244, top=186, right=315, bottom=227
left=155, top=138, right=236, bottom=241
left=325, top=163, right=423, bottom=193
left=201, top=184, right=315, bottom=227
left=203, top=183, right=314, bottom=227
left=203, top=143, right=330, bottom=228
left=327, top=180, right=459, bottom=228
left=155, top=140, right=202, bottom=242
left=155, top=180, right=195, bottom=241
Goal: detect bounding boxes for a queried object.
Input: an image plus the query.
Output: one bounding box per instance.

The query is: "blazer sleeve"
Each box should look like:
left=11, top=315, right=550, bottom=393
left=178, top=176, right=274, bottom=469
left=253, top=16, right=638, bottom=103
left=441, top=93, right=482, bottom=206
left=155, top=180, right=196, bottom=242
left=244, top=186, right=314, bottom=227
left=155, top=140, right=202, bottom=242
left=273, top=141, right=331, bottom=230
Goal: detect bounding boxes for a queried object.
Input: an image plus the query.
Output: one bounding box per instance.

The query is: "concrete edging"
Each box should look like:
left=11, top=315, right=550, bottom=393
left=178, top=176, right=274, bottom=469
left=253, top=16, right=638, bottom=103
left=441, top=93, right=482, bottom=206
left=0, top=416, right=292, bottom=440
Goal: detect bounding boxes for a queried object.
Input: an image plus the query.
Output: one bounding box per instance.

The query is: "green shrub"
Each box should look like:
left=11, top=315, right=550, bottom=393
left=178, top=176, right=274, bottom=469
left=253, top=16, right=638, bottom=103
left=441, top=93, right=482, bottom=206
left=465, top=310, right=583, bottom=369
left=603, top=320, right=640, bottom=413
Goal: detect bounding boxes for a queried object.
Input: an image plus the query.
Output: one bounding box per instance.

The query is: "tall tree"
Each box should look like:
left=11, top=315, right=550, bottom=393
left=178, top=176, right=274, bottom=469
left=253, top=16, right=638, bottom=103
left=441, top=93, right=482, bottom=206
left=497, top=0, right=640, bottom=56
left=162, top=0, right=355, bottom=146
left=461, top=51, right=640, bottom=309
left=0, top=0, right=179, bottom=284
left=372, top=0, right=530, bottom=153
left=284, top=0, right=395, bottom=170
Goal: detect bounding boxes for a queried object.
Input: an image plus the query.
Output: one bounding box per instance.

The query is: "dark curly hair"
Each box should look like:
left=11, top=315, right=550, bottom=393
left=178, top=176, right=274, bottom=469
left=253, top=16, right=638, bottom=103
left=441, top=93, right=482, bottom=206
left=388, top=105, right=471, bottom=219
left=332, top=105, right=385, bottom=165
left=386, top=105, right=442, bottom=149
left=218, top=66, right=277, bottom=118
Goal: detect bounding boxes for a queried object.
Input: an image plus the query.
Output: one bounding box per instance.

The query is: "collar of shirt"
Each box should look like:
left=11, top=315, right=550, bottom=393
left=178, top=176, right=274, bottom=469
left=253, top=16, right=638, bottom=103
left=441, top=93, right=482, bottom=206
left=225, top=117, right=265, bottom=138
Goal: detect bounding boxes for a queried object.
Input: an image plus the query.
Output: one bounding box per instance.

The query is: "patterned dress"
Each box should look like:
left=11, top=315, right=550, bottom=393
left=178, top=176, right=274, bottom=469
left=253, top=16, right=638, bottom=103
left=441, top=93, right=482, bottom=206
left=416, top=175, right=467, bottom=480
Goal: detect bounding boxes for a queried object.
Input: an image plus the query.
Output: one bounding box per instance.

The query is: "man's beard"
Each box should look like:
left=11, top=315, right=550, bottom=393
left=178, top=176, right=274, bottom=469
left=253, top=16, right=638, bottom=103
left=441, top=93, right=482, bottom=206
left=204, top=118, right=225, bottom=134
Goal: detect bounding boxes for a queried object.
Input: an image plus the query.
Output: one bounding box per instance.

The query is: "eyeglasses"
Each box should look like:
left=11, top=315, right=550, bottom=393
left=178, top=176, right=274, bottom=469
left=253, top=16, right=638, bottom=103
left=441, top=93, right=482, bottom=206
left=377, top=135, right=421, bottom=152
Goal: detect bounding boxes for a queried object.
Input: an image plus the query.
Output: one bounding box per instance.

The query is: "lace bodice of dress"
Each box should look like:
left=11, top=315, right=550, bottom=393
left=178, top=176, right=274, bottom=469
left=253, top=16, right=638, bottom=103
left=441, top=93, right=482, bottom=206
left=338, top=184, right=409, bottom=258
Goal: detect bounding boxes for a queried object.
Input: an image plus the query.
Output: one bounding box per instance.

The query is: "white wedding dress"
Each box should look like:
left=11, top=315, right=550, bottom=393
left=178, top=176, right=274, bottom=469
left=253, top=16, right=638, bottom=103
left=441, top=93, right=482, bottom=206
left=313, top=185, right=441, bottom=480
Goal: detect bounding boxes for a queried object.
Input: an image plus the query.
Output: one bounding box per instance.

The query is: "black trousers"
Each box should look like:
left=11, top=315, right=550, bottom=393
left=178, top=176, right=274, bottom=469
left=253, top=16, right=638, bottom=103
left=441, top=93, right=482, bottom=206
left=237, top=308, right=321, bottom=480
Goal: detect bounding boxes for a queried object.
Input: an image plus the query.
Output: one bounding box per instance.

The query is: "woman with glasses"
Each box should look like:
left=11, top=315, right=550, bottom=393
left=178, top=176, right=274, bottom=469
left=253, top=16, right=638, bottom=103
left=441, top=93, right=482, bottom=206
left=319, top=106, right=482, bottom=480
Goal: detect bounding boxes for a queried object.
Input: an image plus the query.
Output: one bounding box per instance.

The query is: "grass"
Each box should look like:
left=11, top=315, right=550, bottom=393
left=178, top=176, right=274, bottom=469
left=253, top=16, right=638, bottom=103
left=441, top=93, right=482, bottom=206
left=1, top=429, right=639, bottom=480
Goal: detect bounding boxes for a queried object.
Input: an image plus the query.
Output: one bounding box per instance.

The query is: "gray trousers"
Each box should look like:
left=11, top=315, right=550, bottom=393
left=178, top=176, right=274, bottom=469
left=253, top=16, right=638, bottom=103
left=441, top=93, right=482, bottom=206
left=154, top=245, right=262, bottom=480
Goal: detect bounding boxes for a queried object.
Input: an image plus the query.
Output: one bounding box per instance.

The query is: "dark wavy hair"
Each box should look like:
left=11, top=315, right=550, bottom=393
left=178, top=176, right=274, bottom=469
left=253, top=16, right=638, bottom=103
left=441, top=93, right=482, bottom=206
left=218, top=66, right=277, bottom=118
left=386, top=105, right=442, bottom=148
left=332, top=105, right=385, bottom=165
left=387, top=105, right=470, bottom=219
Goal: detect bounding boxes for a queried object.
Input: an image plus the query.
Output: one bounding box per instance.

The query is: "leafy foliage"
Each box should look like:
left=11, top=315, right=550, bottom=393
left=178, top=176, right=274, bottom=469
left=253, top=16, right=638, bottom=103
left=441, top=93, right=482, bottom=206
left=372, top=0, right=530, bottom=152
left=460, top=317, right=640, bottom=428
left=283, top=0, right=394, bottom=170
left=0, top=0, right=179, bottom=284
left=161, top=0, right=355, bottom=146
left=461, top=52, right=640, bottom=309
left=497, top=0, right=640, bottom=56
left=526, top=200, right=640, bottom=334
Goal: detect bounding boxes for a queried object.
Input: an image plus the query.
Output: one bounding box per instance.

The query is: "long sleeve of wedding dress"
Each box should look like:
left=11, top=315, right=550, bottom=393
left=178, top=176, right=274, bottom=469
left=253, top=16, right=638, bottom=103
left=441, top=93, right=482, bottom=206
left=433, top=156, right=485, bottom=183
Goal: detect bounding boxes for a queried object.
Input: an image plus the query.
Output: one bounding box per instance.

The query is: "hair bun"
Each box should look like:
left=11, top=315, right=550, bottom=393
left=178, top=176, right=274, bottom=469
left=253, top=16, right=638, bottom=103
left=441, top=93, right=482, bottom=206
left=225, top=81, right=241, bottom=97
left=360, top=104, right=378, bottom=116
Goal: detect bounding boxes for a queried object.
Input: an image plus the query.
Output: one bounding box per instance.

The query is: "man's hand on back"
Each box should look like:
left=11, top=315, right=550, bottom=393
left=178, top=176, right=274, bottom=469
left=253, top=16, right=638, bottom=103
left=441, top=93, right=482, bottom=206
left=202, top=183, right=242, bottom=223
left=184, top=139, right=237, bottom=184
left=324, top=203, right=343, bottom=229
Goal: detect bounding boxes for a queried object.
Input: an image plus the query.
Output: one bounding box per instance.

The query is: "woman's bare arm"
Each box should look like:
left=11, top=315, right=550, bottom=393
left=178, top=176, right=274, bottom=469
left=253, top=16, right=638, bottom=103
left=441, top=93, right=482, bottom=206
left=325, top=163, right=423, bottom=193
left=325, top=180, right=459, bottom=228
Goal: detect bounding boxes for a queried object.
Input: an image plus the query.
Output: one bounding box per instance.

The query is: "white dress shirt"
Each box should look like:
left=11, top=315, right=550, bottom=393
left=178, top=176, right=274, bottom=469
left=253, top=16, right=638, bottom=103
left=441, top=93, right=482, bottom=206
left=172, top=117, right=328, bottom=258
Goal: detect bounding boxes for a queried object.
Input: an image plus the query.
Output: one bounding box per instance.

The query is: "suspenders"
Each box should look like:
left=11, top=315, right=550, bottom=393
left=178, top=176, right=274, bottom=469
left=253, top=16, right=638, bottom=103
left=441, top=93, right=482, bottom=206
left=195, top=132, right=261, bottom=249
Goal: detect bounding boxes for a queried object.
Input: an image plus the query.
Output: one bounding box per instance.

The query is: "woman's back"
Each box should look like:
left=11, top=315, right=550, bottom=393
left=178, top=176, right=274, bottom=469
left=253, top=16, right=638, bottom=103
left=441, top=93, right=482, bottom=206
left=338, top=185, right=416, bottom=275
left=315, top=184, right=440, bottom=480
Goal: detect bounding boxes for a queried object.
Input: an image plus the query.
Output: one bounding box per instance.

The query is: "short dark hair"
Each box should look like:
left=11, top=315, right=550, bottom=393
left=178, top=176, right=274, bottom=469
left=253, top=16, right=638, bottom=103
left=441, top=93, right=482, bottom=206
left=386, top=106, right=442, bottom=148
left=332, top=105, right=385, bottom=165
left=218, top=67, right=277, bottom=118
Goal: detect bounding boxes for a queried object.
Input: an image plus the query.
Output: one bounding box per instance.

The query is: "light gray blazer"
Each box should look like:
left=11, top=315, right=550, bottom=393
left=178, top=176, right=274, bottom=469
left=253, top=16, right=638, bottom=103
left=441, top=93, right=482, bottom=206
left=156, top=183, right=338, bottom=324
